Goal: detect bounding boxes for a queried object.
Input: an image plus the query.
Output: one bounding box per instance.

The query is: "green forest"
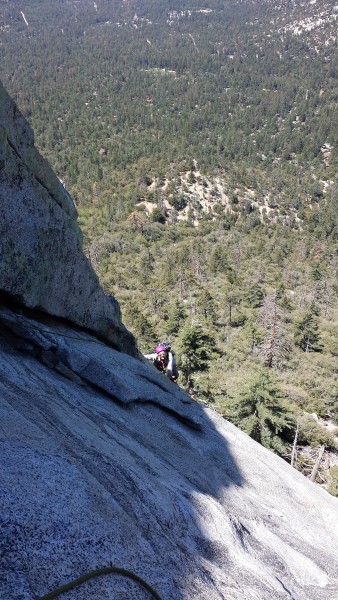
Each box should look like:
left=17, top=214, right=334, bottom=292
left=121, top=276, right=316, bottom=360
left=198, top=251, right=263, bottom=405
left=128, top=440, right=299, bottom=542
left=0, top=0, right=337, bottom=493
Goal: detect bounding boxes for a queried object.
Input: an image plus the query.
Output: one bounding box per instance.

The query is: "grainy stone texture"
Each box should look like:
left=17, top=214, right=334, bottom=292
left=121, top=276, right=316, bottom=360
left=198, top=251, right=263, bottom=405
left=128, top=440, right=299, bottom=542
left=0, top=80, right=136, bottom=355
left=0, top=305, right=198, bottom=427
left=0, top=329, right=338, bottom=600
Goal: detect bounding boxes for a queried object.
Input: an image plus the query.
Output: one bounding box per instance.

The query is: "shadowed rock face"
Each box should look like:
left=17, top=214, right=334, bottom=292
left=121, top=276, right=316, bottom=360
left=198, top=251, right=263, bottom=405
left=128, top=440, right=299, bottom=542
left=0, top=81, right=338, bottom=600
left=0, top=80, right=136, bottom=355
left=1, top=323, right=338, bottom=600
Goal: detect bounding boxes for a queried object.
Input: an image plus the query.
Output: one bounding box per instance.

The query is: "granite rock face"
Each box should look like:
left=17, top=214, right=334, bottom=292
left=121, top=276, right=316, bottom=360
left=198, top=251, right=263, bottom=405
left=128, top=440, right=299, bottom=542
left=0, top=80, right=136, bottom=355
left=1, top=323, right=338, bottom=600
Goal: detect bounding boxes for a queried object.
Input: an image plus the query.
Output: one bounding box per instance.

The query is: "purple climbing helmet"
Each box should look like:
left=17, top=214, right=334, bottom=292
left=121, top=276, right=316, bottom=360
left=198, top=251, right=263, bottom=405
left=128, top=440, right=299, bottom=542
left=155, top=344, right=166, bottom=354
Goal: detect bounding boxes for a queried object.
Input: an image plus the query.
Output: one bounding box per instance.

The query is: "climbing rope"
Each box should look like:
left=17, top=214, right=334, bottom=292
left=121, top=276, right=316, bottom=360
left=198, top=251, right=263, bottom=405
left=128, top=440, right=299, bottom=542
left=37, top=565, right=163, bottom=600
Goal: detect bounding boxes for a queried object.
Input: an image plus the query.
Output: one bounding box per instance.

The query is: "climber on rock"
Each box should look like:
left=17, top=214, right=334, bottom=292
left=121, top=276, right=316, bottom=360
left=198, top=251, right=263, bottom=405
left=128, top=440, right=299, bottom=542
left=144, top=341, right=179, bottom=383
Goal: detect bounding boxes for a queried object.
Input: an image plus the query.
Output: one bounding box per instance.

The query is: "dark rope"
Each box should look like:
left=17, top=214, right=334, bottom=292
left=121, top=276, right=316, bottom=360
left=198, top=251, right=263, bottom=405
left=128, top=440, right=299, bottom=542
left=37, top=566, right=163, bottom=600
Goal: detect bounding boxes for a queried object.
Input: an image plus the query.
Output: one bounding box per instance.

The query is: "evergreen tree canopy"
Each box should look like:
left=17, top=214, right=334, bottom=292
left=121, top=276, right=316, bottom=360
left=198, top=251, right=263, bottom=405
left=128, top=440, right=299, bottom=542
left=227, top=370, right=295, bottom=455
left=177, top=320, right=218, bottom=389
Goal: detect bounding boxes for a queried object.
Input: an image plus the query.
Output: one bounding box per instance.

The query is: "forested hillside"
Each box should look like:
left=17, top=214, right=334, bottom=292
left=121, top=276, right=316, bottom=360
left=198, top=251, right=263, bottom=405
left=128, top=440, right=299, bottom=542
left=0, top=0, right=337, bottom=493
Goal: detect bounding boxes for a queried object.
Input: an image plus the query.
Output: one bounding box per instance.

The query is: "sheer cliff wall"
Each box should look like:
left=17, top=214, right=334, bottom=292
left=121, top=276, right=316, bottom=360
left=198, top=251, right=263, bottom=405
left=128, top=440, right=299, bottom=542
left=0, top=80, right=136, bottom=355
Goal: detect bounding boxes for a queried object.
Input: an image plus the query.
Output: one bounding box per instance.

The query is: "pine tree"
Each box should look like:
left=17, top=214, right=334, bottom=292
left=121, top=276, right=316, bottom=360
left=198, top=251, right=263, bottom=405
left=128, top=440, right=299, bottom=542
left=123, top=301, right=157, bottom=352
left=294, top=312, right=323, bottom=352
left=221, top=282, right=243, bottom=326
left=195, top=288, right=216, bottom=323
left=227, top=370, right=294, bottom=455
left=165, top=299, right=186, bottom=337
left=177, top=320, right=218, bottom=391
left=244, top=283, right=265, bottom=308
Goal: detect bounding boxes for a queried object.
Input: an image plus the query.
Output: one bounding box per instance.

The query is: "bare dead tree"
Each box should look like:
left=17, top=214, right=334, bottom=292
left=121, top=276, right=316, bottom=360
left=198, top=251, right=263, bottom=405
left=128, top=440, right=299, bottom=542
left=309, top=445, right=326, bottom=483
left=291, top=420, right=300, bottom=468
left=259, top=293, right=291, bottom=369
